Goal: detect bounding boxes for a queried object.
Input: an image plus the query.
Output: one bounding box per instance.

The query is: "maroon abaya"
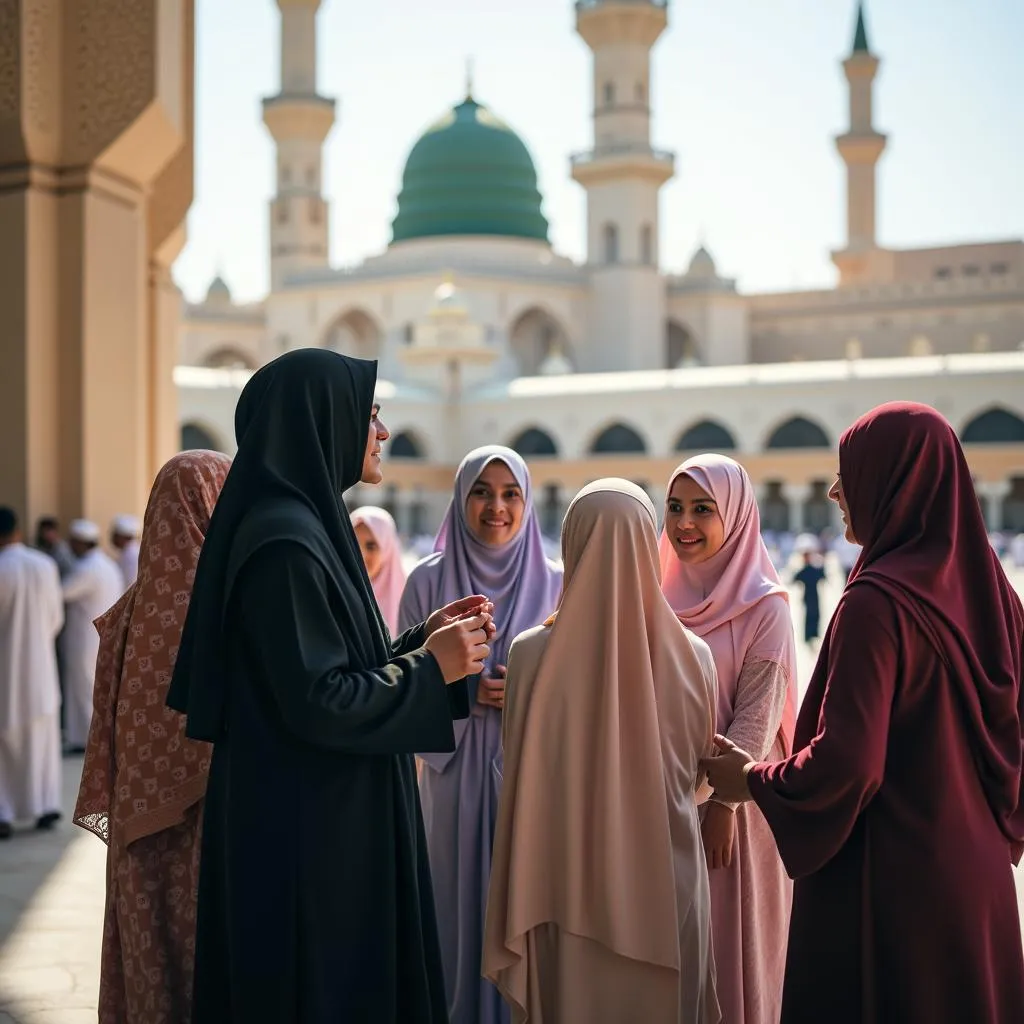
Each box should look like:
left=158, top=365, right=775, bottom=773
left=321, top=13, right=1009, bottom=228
left=747, top=401, right=1024, bottom=1023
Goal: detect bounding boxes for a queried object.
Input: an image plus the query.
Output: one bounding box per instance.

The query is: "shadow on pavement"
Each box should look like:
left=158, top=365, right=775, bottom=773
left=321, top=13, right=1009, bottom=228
left=0, top=755, right=104, bottom=1022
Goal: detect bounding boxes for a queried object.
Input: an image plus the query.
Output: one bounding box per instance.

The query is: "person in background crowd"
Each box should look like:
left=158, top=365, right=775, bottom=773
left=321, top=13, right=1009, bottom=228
left=60, top=520, right=123, bottom=753
left=661, top=453, right=798, bottom=1024
left=484, top=480, right=720, bottom=1024
left=34, top=516, right=76, bottom=577
left=792, top=550, right=826, bottom=648
left=400, top=445, right=563, bottom=1024
left=109, top=515, right=141, bottom=590
left=75, top=450, right=232, bottom=1024
left=703, top=402, right=1024, bottom=1024
left=351, top=505, right=407, bottom=635
left=167, top=349, right=493, bottom=1023
left=0, top=506, right=64, bottom=839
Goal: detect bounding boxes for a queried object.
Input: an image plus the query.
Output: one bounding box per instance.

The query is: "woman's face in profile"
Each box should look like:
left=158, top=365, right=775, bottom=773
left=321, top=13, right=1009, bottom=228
left=360, top=404, right=390, bottom=485
left=354, top=522, right=383, bottom=579
left=664, top=474, right=726, bottom=565
left=828, top=475, right=857, bottom=543
left=465, top=461, right=525, bottom=547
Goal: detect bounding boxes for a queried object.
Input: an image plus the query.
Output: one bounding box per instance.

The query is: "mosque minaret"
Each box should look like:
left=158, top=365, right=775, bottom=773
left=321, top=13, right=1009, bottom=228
left=263, top=0, right=336, bottom=289
left=572, top=0, right=675, bottom=372
left=832, top=2, right=888, bottom=285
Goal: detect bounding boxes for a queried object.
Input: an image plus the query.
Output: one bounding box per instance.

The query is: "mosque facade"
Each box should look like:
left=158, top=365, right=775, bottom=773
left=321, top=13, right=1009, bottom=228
left=175, top=0, right=1024, bottom=536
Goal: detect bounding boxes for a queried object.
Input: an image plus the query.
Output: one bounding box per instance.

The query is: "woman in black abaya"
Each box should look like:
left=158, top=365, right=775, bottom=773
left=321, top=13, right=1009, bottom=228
left=167, top=348, right=492, bottom=1023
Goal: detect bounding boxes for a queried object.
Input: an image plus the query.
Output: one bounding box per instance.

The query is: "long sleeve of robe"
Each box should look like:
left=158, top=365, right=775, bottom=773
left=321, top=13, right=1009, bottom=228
left=190, top=542, right=460, bottom=1024
left=747, top=585, right=1024, bottom=1024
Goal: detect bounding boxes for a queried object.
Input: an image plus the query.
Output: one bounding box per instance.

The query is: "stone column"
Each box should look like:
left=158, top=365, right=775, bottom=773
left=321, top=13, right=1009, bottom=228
left=0, top=0, right=194, bottom=531
left=977, top=480, right=1012, bottom=532
left=781, top=483, right=813, bottom=534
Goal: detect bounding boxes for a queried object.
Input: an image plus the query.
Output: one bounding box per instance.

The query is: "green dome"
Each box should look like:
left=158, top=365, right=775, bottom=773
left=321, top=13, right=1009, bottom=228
left=391, top=96, right=549, bottom=245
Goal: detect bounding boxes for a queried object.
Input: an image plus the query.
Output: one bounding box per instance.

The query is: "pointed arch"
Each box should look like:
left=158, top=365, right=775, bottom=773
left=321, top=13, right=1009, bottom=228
left=388, top=430, right=426, bottom=460
left=509, top=427, right=559, bottom=457
left=765, top=416, right=831, bottom=450
left=674, top=420, right=737, bottom=452
left=588, top=422, right=647, bottom=455
left=321, top=307, right=383, bottom=362
left=507, top=307, right=574, bottom=377
left=180, top=421, right=225, bottom=453
left=666, top=320, right=700, bottom=368
left=961, top=407, right=1024, bottom=445
left=202, top=346, right=257, bottom=370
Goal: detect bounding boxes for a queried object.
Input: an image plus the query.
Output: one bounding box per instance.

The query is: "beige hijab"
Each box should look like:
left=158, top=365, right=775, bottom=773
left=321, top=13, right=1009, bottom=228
left=484, top=479, right=718, bottom=1020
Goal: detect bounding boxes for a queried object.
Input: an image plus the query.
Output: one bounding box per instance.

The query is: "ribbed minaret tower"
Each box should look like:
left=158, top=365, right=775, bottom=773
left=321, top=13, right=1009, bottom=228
left=832, top=2, right=888, bottom=285
left=262, top=0, right=336, bottom=290
left=572, top=0, right=674, bottom=372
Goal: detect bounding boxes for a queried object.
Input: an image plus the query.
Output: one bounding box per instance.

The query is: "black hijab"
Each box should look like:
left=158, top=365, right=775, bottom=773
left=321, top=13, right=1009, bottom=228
left=167, top=348, right=392, bottom=742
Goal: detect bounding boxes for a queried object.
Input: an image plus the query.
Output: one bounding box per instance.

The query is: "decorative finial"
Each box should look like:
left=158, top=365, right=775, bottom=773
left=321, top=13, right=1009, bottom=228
left=465, top=56, right=474, bottom=100
left=852, top=2, right=870, bottom=54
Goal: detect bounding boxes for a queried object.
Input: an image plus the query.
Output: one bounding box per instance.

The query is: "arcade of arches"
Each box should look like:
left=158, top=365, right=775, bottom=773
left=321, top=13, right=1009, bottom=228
left=351, top=407, right=1024, bottom=538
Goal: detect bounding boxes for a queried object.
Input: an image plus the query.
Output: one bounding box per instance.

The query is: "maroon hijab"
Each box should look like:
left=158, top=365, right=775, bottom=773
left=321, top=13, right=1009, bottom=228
left=842, top=402, right=1024, bottom=855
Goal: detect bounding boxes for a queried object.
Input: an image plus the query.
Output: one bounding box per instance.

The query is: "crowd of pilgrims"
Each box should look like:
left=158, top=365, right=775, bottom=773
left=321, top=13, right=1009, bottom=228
left=0, top=347, right=1022, bottom=1023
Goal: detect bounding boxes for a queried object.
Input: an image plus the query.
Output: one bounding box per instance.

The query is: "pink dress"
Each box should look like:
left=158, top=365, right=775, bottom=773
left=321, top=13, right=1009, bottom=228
left=661, top=454, right=798, bottom=1024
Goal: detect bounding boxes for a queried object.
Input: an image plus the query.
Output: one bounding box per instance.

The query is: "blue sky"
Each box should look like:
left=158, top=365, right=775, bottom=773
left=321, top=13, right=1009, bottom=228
left=173, top=0, right=1024, bottom=303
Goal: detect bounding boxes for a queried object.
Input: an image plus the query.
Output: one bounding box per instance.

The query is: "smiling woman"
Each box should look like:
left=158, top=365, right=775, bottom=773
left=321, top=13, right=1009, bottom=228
left=400, top=445, right=563, bottom=1024
left=465, top=461, right=526, bottom=546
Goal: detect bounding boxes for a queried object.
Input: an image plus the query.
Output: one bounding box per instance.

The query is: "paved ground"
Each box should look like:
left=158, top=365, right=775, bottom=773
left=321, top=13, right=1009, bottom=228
left=1, top=564, right=1023, bottom=1020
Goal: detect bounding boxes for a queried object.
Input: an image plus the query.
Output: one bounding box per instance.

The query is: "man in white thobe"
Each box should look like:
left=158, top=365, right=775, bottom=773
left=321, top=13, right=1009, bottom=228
left=0, top=507, right=64, bottom=838
left=110, top=513, right=141, bottom=590
left=61, top=519, right=123, bottom=752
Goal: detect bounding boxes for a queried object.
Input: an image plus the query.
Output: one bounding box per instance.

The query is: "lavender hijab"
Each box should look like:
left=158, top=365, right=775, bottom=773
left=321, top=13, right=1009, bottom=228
left=399, top=446, right=562, bottom=1024
left=410, top=444, right=562, bottom=673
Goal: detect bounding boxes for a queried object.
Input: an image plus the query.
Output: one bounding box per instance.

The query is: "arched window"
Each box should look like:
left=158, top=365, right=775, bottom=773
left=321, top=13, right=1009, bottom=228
left=202, top=347, right=255, bottom=370
left=276, top=200, right=288, bottom=225
left=765, top=416, right=831, bottom=450
left=635, top=81, right=646, bottom=103
left=510, top=427, right=559, bottom=457
left=589, top=423, right=646, bottom=454
left=508, top=307, right=573, bottom=377
left=603, top=81, right=615, bottom=106
left=640, top=224, right=653, bottom=266
left=674, top=420, right=737, bottom=452
left=389, top=432, right=425, bottom=459
left=603, top=223, right=619, bottom=264
left=961, top=408, right=1024, bottom=445
left=180, top=423, right=222, bottom=452
left=666, top=321, right=699, bottom=368
left=322, top=308, right=383, bottom=362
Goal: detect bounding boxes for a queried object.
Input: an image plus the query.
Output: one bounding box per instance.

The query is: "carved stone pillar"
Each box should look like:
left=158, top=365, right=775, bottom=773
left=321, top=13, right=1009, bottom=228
left=0, top=0, right=194, bottom=531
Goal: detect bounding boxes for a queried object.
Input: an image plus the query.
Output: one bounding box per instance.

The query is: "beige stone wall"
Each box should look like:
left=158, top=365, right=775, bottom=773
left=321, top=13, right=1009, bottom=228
left=0, top=0, right=194, bottom=533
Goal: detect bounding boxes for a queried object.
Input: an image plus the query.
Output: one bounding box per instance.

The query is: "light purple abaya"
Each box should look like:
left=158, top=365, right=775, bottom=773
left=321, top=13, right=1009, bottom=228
left=399, top=446, right=562, bottom=1024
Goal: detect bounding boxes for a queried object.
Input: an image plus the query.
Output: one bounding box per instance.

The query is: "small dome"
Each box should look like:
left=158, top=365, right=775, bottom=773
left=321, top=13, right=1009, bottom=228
left=687, top=245, right=717, bottom=279
left=206, top=274, right=232, bottom=303
left=391, top=95, right=549, bottom=245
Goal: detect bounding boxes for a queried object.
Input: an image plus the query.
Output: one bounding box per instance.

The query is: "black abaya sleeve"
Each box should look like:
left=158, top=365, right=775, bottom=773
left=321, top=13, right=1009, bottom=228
left=235, top=542, right=460, bottom=754
left=391, top=600, right=470, bottom=722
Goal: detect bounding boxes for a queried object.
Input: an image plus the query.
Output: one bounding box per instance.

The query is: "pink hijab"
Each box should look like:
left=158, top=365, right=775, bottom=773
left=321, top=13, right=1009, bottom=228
left=659, top=454, right=797, bottom=755
left=350, top=506, right=406, bottom=635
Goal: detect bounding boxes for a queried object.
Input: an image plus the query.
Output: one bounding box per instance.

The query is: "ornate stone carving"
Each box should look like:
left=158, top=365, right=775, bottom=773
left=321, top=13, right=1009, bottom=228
left=70, top=0, right=156, bottom=163
left=24, top=0, right=57, bottom=135
left=0, top=0, right=20, bottom=120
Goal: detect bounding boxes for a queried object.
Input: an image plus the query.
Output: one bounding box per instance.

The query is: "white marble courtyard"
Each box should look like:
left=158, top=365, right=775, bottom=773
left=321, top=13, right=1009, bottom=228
left=2, top=564, right=1023, bottom=1021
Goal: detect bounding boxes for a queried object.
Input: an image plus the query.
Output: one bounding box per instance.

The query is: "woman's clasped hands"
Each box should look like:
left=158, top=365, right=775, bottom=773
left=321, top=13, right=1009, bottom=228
left=699, top=734, right=757, bottom=806
left=425, top=595, right=498, bottom=684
